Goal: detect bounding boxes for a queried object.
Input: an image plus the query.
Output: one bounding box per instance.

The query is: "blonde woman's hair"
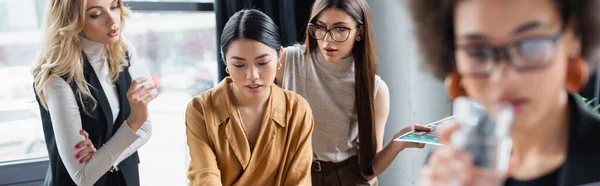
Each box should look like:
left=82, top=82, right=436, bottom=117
left=32, top=0, right=130, bottom=110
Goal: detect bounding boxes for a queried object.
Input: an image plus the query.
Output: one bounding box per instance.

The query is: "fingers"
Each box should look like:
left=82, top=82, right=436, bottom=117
left=134, top=87, right=158, bottom=104
left=413, top=124, right=433, bottom=132
left=407, top=142, right=426, bottom=149
left=468, top=167, right=502, bottom=186
left=394, top=124, right=417, bottom=138
left=128, top=78, right=156, bottom=98
left=438, top=121, right=460, bottom=144
left=139, top=91, right=158, bottom=104
left=77, top=145, right=97, bottom=164
left=420, top=167, right=448, bottom=186
left=127, top=78, right=147, bottom=97
left=422, top=161, right=462, bottom=186
left=429, top=147, right=473, bottom=173
left=79, top=153, right=94, bottom=164
left=74, top=139, right=96, bottom=163
left=131, top=85, right=156, bottom=98
left=128, top=85, right=157, bottom=104
left=79, top=129, right=89, bottom=139
left=421, top=133, right=504, bottom=186
left=422, top=146, right=476, bottom=185
left=422, top=164, right=499, bottom=186
left=145, top=93, right=158, bottom=104
left=74, top=139, right=92, bottom=150
left=397, top=123, right=434, bottom=138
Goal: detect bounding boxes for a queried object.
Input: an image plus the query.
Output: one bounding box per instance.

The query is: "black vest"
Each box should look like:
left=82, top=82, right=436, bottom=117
left=35, top=52, right=140, bottom=186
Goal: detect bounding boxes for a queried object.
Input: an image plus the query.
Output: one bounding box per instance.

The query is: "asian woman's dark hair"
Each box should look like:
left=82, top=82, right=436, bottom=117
left=220, top=9, right=282, bottom=61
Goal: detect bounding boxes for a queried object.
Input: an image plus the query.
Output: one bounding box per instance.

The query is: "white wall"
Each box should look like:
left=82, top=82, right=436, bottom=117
left=368, top=1, right=453, bottom=185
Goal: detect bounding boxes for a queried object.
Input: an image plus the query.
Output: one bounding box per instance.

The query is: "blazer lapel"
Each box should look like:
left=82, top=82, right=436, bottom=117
left=213, top=78, right=251, bottom=170
left=83, top=55, right=114, bottom=140
left=235, top=86, right=286, bottom=184
left=224, top=115, right=252, bottom=170
left=232, top=115, right=275, bottom=185
left=247, top=95, right=277, bottom=167
left=113, top=51, right=131, bottom=134
left=113, top=66, right=131, bottom=134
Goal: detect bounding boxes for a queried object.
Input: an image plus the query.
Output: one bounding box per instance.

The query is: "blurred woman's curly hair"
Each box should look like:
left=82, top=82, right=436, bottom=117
left=407, top=0, right=600, bottom=80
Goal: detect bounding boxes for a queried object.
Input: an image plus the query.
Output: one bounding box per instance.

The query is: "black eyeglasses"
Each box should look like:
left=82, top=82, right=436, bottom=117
left=308, top=23, right=359, bottom=42
left=455, top=32, right=563, bottom=77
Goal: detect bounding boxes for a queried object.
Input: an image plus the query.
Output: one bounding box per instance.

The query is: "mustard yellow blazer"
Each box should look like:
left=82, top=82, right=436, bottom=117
left=185, top=77, right=314, bottom=186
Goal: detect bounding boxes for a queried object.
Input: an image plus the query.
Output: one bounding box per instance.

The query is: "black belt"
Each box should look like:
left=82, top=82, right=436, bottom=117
left=312, top=156, right=358, bottom=172
left=104, top=169, right=126, bottom=186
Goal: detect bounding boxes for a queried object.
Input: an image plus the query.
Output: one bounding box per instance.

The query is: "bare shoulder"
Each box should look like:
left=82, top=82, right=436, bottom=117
left=376, top=79, right=389, bottom=99
left=277, top=44, right=306, bottom=85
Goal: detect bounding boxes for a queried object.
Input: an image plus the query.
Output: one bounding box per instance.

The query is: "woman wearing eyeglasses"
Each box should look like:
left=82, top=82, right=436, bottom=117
left=408, top=0, right=600, bottom=185
left=276, top=0, right=431, bottom=185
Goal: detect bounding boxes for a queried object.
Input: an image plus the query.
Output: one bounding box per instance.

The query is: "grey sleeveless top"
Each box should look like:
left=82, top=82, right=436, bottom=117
left=282, top=44, right=382, bottom=162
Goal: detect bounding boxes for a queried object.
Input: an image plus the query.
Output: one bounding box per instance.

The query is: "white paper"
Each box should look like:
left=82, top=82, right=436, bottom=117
left=393, top=116, right=455, bottom=146
left=128, top=59, right=158, bottom=96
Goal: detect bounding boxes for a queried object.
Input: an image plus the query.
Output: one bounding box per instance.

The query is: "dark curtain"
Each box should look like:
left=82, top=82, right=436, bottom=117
left=214, top=0, right=315, bottom=80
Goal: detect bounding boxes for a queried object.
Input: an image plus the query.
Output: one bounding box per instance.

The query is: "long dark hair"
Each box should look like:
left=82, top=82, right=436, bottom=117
left=305, top=0, right=378, bottom=176
left=220, top=9, right=282, bottom=62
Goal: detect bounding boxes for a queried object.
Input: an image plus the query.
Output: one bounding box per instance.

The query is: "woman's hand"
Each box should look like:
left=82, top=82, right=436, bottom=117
left=75, top=129, right=96, bottom=164
left=126, top=78, right=157, bottom=131
left=418, top=123, right=509, bottom=186
left=392, top=124, right=432, bottom=150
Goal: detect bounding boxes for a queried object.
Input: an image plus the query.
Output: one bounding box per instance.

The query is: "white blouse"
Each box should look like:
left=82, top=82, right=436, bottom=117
left=42, top=36, right=152, bottom=186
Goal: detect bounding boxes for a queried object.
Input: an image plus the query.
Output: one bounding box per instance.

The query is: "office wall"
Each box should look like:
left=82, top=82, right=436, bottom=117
left=368, top=1, right=453, bottom=185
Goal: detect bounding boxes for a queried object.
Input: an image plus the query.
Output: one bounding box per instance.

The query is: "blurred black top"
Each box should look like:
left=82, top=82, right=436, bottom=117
left=504, top=94, right=600, bottom=186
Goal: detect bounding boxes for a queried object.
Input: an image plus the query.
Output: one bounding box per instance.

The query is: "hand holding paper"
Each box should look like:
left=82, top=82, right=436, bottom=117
left=393, top=116, right=455, bottom=146
left=128, top=59, right=158, bottom=96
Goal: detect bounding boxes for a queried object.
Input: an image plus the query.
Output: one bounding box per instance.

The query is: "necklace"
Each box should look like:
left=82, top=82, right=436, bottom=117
left=231, top=83, right=255, bottom=151
left=236, top=108, right=255, bottom=151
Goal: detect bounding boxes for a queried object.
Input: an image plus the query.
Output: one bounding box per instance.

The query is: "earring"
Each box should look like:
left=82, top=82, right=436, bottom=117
left=566, top=56, right=589, bottom=93
left=277, top=62, right=282, bottom=70
left=225, top=67, right=230, bottom=74
left=445, top=72, right=467, bottom=100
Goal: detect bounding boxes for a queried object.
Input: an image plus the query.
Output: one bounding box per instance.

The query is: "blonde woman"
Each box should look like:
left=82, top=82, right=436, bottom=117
left=32, top=0, right=155, bottom=185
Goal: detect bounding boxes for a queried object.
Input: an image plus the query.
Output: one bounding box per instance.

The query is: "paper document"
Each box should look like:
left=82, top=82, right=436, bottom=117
left=128, top=59, right=158, bottom=96
left=393, top=116, right=455, bottom=145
